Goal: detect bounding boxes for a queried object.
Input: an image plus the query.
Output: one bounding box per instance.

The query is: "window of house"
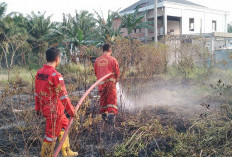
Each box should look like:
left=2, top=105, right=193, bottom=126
left=189, top=18, right=194, bottom=31
left=212, top=20, right=217, bottom=32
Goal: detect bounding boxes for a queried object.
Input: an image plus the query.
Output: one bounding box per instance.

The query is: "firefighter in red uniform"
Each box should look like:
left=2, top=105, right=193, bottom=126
left=35, top=47, right=78, bottom=157
left=94, top=44, right=120, bottom=126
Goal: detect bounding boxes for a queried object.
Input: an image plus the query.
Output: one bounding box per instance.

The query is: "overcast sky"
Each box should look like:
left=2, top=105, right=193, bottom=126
left=2, top=0, right=232, bottom=22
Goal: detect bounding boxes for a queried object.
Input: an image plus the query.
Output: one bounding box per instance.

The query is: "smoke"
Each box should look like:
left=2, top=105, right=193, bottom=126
left=117, top=79, right=213, bottom=115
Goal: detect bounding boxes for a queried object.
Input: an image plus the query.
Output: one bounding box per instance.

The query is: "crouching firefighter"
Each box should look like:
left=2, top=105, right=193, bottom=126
left=94, top=44, right=120, bottom=126
left=34, top=47, right=78, bottom=157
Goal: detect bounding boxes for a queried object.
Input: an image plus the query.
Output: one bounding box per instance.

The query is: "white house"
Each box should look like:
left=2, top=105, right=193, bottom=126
left=117, top=0, right=230, bottom=41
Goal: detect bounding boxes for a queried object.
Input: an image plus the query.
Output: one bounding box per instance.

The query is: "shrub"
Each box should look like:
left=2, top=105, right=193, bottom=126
left=112, top=37, right=167, bottom=80
left=136, top=43, right=167, bottom=77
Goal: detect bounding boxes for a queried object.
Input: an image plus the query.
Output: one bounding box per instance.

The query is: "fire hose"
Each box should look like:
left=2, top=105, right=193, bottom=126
left=53, top=73, right=113, bottom=157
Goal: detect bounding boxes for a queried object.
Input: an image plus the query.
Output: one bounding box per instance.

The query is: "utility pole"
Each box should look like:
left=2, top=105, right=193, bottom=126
left=154, top=0, right=158, bottom=43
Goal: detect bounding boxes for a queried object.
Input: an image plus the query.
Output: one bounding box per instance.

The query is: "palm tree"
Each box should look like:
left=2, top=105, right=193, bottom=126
left=73, top=10, right=96, bottom=38
left=48, top=11, right=98, bottom=63
left=25, top=11, right=54, bottom=65
left=49, top=13, right=85, bottom=60
left=95, top=10, right=122, bottom=43
left=120, top=8, right=153, bottom=39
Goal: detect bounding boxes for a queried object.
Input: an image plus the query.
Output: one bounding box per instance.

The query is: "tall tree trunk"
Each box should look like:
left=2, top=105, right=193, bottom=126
left=0, top=44, right=9, bottom=68
left=5, top=49, right=9, bottom=69
left=10, top=51, right=16, bottom=67
left=0, top=53, right=3, bottom=69
left=21, top=51, right=26, bottom=65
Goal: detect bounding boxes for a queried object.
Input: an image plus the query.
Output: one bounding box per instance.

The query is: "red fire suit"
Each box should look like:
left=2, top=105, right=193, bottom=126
left=35, top=65, right=75, bottom=143
left=94, top=54, right=120, bottom=115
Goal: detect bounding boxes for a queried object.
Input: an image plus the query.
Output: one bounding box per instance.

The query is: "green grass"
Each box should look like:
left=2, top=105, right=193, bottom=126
left=165, top=65, right=232, bottom=82
left=0, top=66, right=37, bottom=83
left=59, top=63, right=87, bottom=74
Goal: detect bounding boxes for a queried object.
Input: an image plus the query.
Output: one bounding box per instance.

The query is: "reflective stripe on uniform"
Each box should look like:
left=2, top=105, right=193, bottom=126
left=59, top=77, right=63, bottom=81
left=34, top=93, right=38, bottom=96
left=99, top=78, right=116, bottom=85
left=44, top=135, right=57, bottom=142
left=107, top=104, right=118, bottom=109
left=52, top=73, right=57, bottom=76
left=60, top=95, right=69, bottom=100
left=100, top=106, right=108, bottom=109
left=100, top=104, right=118, bottom=110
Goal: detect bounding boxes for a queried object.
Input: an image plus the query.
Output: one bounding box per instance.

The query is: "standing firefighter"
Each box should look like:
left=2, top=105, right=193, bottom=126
left=35, top=48, right=78, bottom=157
left=94, top=44, right=120, bottom=126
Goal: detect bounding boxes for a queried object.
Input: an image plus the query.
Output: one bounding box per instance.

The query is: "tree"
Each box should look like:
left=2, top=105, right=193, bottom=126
left=120, top=8, right=153, bottom=38
left=48, top=11, right=99, bottom=63
left=95, top=10, right=122, bottom=43
left=0, top=2, right=7, bottom=18
left=0, top=2, right=7, bottom=68
left=25, top=11, right=54, bottom=65
left=73, top=10, right=96, bottom=38
left=0, top=3, right=31, bottom=68
left=0, top=12, right=31, bottom=68
left=49, top=13, right=85, bottom=60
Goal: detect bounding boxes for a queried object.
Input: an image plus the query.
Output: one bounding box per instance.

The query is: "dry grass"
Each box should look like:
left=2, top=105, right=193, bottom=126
left=1, top=73, right=232, bottom=157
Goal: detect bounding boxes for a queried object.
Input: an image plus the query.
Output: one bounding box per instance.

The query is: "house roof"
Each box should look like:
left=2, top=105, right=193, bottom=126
left=120, top=0, right=206, bottom=14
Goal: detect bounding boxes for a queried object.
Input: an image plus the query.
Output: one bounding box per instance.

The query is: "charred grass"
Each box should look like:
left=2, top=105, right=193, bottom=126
left=1, top=74, right=232, bottom=157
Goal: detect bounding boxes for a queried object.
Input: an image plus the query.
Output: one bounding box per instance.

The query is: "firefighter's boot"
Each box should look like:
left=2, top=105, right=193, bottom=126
left=107, top=113, right=115, bottom=127
left=58, top=130, right=78, bottom=157
left=41, top=141, right=55, bottom=157
left=101, top=113, right=108, bottom=123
